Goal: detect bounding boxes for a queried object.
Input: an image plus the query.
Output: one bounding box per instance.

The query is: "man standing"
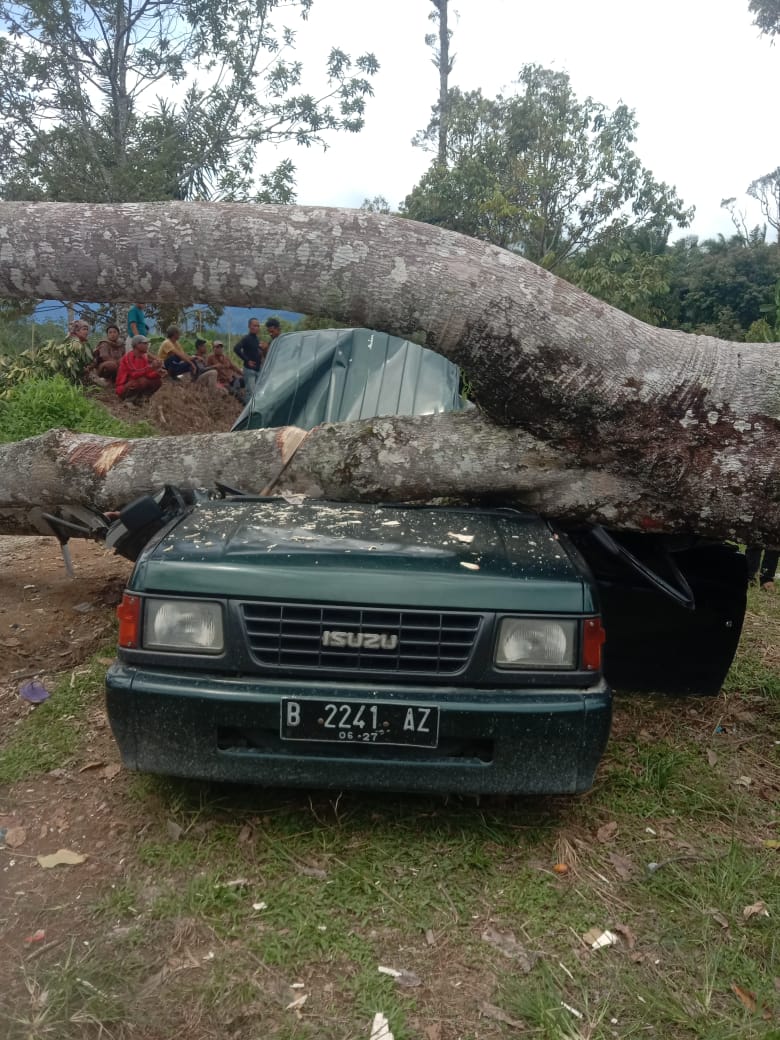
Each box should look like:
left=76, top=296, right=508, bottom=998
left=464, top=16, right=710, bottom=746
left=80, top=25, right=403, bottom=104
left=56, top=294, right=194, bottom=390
left=265, top=316, right=282, bottom=346
left=234, top=317, right=264, bottom=397
left=116, top=335, right=163, bottom=400
left=127, top=305, right=148, bottom=339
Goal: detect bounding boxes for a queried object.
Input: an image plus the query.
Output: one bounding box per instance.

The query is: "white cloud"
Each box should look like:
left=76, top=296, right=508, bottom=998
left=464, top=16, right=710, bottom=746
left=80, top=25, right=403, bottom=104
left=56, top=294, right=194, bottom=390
left=265, top=0, right=778, bottom=240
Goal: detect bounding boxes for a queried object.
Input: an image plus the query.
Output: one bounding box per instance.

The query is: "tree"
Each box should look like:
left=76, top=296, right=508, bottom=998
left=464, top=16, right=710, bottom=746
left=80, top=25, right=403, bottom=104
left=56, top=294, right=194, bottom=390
left=0, top=201, right=779, bottom=546
left=423, top=0, right=454, bottom=166
left=0, top=0, right=378, bottom=204
left=403, top=66, right=692, bottom=271
left=663, top=233, right=780, bottom=338
left=747, top=168, right=780, bottom=238
left=749, top=0, right=780, bottom=36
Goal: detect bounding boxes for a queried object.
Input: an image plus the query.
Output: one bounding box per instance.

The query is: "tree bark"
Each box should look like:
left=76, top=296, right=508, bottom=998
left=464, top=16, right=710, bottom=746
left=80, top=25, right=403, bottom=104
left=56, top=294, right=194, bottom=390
left=0, top=415, right=670, bottom=538
left=0, top=201, right=778, bottom=543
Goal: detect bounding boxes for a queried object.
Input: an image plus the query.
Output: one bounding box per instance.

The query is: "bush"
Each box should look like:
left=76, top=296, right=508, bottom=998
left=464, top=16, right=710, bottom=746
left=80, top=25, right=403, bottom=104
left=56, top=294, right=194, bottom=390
left=0, top=336, right=93, bottom=397
left=0, top=376, right=153, bottom=443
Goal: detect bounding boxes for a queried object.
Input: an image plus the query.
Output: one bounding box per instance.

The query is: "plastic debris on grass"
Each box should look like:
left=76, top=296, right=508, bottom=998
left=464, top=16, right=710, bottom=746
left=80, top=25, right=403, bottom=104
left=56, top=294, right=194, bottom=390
left=19, top=680, right=50, bottom=704
left=370, top=1012, right=394, bottom=1040
left=583, top=927, right=618, bottom=950
left=377, top=965, right=422, bottom=988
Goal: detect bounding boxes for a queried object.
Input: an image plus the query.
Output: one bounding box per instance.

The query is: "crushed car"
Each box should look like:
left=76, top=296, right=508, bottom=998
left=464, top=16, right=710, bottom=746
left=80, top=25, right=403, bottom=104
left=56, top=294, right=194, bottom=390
left=99, top=328, right=747, bottom=795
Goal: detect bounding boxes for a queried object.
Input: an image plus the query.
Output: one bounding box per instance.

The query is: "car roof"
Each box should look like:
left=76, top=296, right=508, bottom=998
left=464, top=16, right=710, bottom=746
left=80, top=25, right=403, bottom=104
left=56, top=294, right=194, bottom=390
left=233, top=327, right=468, bottom=431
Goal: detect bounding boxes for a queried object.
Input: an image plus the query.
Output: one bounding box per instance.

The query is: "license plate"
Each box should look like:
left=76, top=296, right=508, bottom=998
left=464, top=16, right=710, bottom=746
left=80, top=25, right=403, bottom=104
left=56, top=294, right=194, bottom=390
left=280, top=698, right=439, bottom=748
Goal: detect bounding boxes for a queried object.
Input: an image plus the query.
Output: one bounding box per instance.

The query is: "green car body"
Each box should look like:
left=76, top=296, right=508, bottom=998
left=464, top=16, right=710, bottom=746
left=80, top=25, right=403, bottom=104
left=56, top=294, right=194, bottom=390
left=105, top=329, right=746, bottom=795
left=107, top=499, right=611, bottom=794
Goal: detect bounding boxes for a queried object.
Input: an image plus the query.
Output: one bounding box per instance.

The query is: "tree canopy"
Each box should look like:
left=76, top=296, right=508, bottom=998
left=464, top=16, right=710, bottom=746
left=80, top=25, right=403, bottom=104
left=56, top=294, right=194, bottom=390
left=0, top=0, right=378, bottom=204
left=402, top=65, right=692, bottom=273
left=749, top=0, right=780, bottom=36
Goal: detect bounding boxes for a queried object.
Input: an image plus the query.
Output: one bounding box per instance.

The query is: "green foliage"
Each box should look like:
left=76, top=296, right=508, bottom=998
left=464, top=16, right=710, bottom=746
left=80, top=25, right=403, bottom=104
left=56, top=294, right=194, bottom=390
left=0, top=1, right=378, bottom=205
left=0, top=376, right=153, bottom=443
left=749, top=0, right=780, bottom=37
left=0, top=337, right=92, bottom=396
left=663, top=235, right=780, bottom=337
left=403, top=66, right=692, bottom=272
left=566, top=227, right=673, bottom=324
left=0, top=317, right=67, bottom=355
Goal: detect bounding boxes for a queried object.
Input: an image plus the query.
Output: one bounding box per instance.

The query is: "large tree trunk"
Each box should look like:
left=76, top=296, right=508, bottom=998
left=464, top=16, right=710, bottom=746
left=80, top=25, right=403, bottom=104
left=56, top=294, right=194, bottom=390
left=0, top=201, right=778, bottom=543
left=0, top=415, right=658, bottom=537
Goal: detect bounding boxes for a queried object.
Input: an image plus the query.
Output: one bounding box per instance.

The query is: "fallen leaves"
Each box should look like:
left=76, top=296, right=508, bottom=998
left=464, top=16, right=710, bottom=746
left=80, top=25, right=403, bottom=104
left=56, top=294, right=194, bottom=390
left=742, top=900, right=770, bottom=921
left=730, top=982, right=774, bottom=1020
left=37, top=848, right=87, bottom=868
left=596, top=821, right=618, bottom=843
left=479, top=1003, right=527, bottom=1028
left=5, top=826, right=27, bottom=848
left=481, top=927, right=538, bottom=972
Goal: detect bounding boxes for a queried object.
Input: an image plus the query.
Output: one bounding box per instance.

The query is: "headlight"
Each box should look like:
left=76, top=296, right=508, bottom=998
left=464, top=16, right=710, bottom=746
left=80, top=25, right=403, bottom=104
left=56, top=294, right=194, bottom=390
left=143, top=599, right=224, bottom=654
left=495, top=618, right=577, bottom=669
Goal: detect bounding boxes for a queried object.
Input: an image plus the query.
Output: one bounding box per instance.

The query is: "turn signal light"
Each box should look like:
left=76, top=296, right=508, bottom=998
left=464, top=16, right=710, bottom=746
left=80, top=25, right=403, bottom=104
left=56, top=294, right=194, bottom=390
left=117, top=593, right=141, bottom=649
left=582, top=617, right=606, bottom=671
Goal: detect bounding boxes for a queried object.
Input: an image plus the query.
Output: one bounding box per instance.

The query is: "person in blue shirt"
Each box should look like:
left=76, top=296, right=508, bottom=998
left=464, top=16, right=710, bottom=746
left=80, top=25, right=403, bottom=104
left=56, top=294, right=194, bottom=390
left=127, top=305, right=148, bottom=339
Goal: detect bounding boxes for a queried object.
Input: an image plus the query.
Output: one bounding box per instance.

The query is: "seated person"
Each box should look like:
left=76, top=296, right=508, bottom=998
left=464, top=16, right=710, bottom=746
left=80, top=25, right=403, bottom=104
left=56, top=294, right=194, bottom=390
left=157, top=325, right=195, bottom=379
left=207, top=340, right=245, bottom=398
left=116, top=335, right=163, bottom=400
left=191, top=339, right=220, bottom=392
left=90, top=324, right=125, bottom=383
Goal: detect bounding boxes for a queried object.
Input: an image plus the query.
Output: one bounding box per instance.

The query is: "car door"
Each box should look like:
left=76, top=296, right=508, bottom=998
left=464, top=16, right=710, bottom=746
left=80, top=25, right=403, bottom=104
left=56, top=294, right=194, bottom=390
left=567, top=528, right=747, bottom=695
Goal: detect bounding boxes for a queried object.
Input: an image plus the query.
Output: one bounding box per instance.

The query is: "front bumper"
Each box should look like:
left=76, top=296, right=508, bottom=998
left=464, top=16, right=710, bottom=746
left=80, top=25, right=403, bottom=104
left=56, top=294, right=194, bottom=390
left=105, top=665, right=612, bottom=795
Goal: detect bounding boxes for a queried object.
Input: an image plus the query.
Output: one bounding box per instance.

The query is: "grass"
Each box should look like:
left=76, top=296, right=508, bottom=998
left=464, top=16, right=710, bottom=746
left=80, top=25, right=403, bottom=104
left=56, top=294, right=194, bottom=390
left=1, top=590, right=779, bottom=1039
left=0, top=652, right=111, bottom=784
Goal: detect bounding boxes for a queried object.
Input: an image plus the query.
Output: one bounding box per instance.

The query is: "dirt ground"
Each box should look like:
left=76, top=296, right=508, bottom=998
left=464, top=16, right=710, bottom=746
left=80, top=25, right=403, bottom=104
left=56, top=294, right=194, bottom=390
left=98, top=377, right=244, bottom=436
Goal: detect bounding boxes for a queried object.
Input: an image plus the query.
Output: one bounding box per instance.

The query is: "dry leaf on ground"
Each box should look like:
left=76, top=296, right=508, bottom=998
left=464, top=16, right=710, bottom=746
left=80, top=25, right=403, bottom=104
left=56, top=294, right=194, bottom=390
left=479, top=1003, right=527, bottom=1028
left=5, top=826, right=27, bottom=848
left=481, top=927, right=538, bottom=972
left=743, top=901, right=769, bottom=920
left=607, top=852, right=635, bottom=879
left=597, top=821, right=618, bottom=843
left=37, top=848, right=87, bottom=868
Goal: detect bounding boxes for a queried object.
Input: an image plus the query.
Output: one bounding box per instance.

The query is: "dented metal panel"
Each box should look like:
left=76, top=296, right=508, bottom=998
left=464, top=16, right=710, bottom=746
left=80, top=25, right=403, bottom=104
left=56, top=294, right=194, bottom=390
left=233, top=328, right=466, bottom=431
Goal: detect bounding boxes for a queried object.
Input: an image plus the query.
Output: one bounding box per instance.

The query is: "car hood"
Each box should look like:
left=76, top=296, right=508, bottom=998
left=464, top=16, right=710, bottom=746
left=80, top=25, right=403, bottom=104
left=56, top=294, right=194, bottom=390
left=133, top=499, right=592, bottom=612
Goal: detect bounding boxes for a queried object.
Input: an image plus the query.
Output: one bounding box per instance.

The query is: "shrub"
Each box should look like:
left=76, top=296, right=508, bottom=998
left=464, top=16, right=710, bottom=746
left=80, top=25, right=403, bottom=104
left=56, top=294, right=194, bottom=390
left=0, top=376, right=153, bottom=443
left=0, top=337, right=93, bottom=397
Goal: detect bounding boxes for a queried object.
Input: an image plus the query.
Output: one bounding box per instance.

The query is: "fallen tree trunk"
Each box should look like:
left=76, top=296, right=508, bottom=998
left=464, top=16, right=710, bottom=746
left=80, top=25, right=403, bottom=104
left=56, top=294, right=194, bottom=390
left=0, top=414, right=658, bottom=536
left=0, top=201, right=779, bottom=543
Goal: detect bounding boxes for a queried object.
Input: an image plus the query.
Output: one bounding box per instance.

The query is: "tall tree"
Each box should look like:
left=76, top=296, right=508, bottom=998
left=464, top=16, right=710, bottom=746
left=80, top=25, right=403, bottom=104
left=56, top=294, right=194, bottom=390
left=747, top=167, right=780, bottom=237
left=424, top=0, right=454, bottom=166
left=749, top=0, right=780, bottom=36
left=403, top=66, right=692, bottom=272
left=0, top=0, right=378, bottom=203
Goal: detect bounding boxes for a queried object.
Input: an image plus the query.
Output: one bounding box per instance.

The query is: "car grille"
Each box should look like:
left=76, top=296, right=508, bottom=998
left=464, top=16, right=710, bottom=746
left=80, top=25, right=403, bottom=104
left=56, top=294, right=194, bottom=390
left=240, top=602, right=483, bottom=675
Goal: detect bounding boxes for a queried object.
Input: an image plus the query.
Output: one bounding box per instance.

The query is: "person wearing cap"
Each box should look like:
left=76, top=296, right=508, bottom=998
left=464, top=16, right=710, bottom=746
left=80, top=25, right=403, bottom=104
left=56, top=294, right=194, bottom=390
left=208, top=340, right=244, bottom=398
left=116, top=335, right=163, bottom=400
left=67, top=319, right=91, bottom=345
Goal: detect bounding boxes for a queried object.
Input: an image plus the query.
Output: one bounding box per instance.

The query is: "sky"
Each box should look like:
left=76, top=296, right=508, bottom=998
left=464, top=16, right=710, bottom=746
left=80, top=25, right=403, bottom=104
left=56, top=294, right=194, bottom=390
left=267, top=0, right=779, bottom=242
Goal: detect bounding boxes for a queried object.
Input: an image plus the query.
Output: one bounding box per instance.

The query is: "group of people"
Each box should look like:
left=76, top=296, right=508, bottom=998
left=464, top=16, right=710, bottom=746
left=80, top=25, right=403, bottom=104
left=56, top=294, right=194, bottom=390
left=70, top=311, right=282, bottom=404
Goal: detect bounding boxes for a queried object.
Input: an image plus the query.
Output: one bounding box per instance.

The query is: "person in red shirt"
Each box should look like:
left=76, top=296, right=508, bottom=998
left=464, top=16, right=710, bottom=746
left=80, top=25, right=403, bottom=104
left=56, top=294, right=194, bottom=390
left=116, top=335, right=163, bottom=400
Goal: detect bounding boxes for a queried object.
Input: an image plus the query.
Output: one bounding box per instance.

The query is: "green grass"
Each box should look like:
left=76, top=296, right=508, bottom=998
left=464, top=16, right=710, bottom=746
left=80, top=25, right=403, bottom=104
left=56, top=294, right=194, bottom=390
left=0, top=375, right=154, bottom=442
left=2, top=591, right=779, bottom=1039
left=0, top=652, right=110, bottom=783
